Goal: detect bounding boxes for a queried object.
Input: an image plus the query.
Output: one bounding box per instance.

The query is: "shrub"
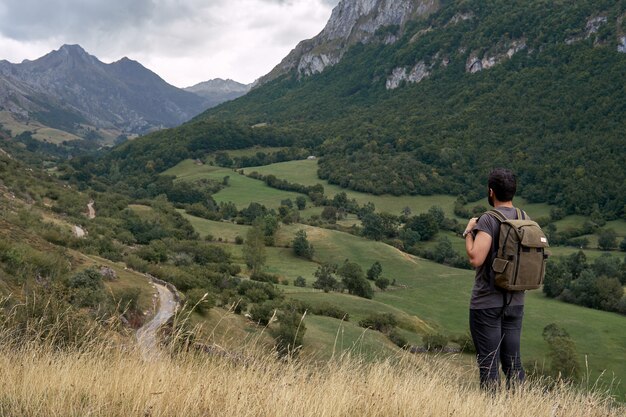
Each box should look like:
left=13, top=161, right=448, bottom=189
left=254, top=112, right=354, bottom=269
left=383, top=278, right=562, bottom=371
left=388, top=329, right=408, bottom=349
left=249, top=301, right=277, bottom=325
left=251, top=271, right=279, bottom=284
left=272, top=310, right=306, bottom=357
left=451, top=332, right=476, bottom=353
left=185, top=288, right=215, bottom=316
left=422, top=333, right=449, bottom=351
left=293, top=276, right=307, bottom=287
left=358, top=312, right=397, bottom=334
left=311, top=302, right=349, bottom=321
left=375, top=277, right=390, bottom=291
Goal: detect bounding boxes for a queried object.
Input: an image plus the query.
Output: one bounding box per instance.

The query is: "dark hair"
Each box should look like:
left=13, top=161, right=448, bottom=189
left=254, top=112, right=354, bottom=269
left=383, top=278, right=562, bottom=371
left=488, top=168, right=517, bottom=202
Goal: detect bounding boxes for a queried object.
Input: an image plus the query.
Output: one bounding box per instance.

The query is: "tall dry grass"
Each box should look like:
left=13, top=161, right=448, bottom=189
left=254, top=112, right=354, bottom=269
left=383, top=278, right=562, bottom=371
left=0, top=324, right=623, bottom=417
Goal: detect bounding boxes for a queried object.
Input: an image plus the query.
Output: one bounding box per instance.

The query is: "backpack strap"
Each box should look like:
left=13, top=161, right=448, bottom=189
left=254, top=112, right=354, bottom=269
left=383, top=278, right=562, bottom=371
left=484, top=208, right=517, bottom=316
left=485, top=209, right=507, bottom=223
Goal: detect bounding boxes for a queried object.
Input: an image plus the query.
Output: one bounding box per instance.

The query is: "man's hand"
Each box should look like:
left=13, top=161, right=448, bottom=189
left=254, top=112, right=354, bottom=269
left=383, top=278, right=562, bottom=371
left=465, top=217, right=478, bottom=235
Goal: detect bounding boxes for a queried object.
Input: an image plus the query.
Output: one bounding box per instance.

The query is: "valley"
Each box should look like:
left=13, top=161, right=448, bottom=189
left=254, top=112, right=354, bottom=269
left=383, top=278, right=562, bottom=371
left=1, top=0, right=625, bottom=414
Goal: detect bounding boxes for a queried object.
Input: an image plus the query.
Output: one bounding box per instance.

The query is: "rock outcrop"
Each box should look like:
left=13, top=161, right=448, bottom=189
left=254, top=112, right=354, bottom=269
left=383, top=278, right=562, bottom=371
left=465, top=39, right=527, bottom=73
left=257, top=0, right=439, bottom=85
left=386, top=61, right=431, bottom=90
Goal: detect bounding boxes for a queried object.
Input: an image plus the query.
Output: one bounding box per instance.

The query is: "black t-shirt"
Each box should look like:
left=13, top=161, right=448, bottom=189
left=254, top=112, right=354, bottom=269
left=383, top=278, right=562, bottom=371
left=469, top=206, right=526, bottom=310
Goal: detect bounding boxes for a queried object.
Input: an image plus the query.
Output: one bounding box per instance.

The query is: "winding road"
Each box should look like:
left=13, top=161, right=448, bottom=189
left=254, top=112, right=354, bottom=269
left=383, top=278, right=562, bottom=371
left=136, top=281, right=178, bottom=358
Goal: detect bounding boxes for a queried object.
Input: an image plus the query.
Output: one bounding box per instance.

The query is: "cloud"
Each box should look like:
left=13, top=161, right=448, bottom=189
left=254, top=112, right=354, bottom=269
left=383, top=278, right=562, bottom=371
left=0, top=0, right=340, bottom=86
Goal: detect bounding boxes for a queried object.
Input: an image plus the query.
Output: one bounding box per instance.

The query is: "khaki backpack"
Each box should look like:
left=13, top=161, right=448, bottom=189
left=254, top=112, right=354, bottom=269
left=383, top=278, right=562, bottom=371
left=486, top=209, right=550, bottom=292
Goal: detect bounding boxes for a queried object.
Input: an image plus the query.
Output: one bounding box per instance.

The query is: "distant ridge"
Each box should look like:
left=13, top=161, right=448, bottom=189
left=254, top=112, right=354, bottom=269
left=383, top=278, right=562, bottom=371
left=184, top=78, right=251, bottom=108
left=0, top=44, right=209, bottom=136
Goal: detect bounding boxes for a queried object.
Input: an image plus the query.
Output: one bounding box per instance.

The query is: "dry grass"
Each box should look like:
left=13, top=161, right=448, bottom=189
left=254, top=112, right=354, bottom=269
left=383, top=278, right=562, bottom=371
left=0, top=328, right=622, bottom=417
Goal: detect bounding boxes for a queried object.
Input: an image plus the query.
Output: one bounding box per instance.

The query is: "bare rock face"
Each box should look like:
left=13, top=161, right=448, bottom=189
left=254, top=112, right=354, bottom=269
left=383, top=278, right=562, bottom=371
left=386, top=61, right=431, bottom=90
left=257, top=0, right=439, bottom=85
left=465, top=39, right=527, bottom=73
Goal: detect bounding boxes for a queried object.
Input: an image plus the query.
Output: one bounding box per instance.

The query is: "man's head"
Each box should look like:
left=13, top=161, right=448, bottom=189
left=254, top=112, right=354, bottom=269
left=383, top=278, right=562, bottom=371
left=487, top=168, right=517, bottom=206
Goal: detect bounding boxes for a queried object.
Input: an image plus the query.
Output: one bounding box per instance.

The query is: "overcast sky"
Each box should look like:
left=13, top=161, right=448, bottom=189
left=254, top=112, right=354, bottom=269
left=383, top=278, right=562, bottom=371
left=0, top=0, right=339, bottom=87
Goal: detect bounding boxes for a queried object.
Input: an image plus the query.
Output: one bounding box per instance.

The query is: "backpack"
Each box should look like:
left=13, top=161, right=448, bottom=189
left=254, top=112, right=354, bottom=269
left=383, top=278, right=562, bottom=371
left=486, top=209, right=550, bottom=292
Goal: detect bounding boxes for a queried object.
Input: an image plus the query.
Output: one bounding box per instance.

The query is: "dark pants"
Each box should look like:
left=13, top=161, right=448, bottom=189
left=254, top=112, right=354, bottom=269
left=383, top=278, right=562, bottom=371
left=469, top=305, right=525, bottom=390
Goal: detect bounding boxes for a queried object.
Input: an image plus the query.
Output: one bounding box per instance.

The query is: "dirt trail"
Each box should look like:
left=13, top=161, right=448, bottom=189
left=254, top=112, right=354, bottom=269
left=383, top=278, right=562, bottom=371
left=136, top=281, right=178, bottom=358
left=87, top=200, right=96, bottom=219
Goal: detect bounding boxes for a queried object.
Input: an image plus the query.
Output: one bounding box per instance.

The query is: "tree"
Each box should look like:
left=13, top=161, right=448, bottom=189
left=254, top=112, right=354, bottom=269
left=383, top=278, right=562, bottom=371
left=361, top=213, right=385, bottom=240
left=619, top=237, right=626, bottom=252
left=405, top=213, right=438, bottom=241
left=262, top=214, right=280, bottom=246
left=366, top=261, right=382, bottom=281
left=375, top=277, right=390, bottom=291
left=321, top=206, right=338, bottom=223
left=542, top=324, right=581, bottom=381
left=337, top=261, right=373, bottom=299
left=293, top=276, right=307, bottom=287
left=543, top=259, right=572, bottom=298
left=598, top=229, right=618, bottom=251
left=312, top=263, right=339, bottom=292
left=243, top=223, right=266, bottom=275
left=292, top=229, right=314, bottom=260
left=428, top=205, right=446, bottom=227
left=295, top=196, right=307, bottom=210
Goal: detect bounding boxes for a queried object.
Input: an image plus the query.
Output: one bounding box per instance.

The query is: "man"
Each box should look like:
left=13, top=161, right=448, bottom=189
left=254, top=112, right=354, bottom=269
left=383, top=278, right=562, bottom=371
left=463, top=168, right=525, bottom=390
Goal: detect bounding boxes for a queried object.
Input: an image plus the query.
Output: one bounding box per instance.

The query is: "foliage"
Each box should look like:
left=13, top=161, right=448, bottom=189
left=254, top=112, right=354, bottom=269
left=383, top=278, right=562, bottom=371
left=293, top=276, right=307, bottom=287
left=366, top=261, right=383, bottom=281
left=272, top=310, right=306, bottom=357
left=312, top=263, right=340, bottom=293
left=358, top=312, right=398, bottom=334
left=310, top=302, right=349, bottom=321
left=543, top=253, right=625, bottom=313
left=337, top=261, right=373, bottom=299
left=243, top=223, right=266, bottom=275
left=388, top=329, right=408, bottom=349
left=292, top=229, right=314, bottom=260
left=598, top=229, right=618, bottom=251
left=374, top=277, right=390, bottom=291
left=422, top=333, right=449, bottom=351
left=542, top=323, right=581, bottom=381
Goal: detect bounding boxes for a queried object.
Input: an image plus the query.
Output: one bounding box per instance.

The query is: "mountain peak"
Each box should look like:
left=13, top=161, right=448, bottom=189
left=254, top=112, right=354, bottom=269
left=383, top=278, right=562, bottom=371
left=59, top=44, right=87, bottom=53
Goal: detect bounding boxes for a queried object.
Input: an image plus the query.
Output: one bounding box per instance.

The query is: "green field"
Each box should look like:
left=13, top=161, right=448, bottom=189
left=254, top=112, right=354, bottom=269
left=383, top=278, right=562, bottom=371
left=163, top=160, right=307, bottom=209
left=182, top=213, right=626, bottom=399
left=242, top=159, right=459, bottom=217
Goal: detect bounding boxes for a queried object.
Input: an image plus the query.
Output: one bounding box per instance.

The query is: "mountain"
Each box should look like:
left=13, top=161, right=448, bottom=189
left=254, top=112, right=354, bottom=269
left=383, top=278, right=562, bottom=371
left=184, top=79, right=251, bottom=108
left=258, top=0, right=439, bottom=85
left=94, top=0, right=626, bottom=218
left=0, top=44, right=209, bottom=137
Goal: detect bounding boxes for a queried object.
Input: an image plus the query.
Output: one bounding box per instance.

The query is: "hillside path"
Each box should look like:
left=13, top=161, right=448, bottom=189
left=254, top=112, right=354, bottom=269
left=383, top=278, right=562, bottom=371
left=87, top=200, right=96, bottom=219
left=136, top=281, right=178, bottom=358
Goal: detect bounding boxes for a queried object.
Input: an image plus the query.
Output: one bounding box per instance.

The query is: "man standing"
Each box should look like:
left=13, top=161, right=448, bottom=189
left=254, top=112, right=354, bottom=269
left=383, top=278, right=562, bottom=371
left=463, top=168, right=525, bottom=390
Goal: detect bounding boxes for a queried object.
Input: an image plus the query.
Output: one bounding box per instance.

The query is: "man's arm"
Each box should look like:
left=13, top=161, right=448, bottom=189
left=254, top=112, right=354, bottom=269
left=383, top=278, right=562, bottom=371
left=464, top=218, right=493, bottom=268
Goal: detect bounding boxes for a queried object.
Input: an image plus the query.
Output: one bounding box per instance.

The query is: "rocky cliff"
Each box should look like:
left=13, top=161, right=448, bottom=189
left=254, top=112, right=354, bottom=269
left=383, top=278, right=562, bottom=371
left=257, top=0, right=439, bottom=85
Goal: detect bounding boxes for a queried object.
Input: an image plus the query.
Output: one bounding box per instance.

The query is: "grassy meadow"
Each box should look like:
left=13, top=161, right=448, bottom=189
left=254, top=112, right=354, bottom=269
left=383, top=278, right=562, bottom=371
left=1, top=333, right=623, bottom=417
left=162, top=160, right=306, bottom=209
left=160, top=154, right=626, bottom=399
left=178, top=212, right=626, bottom=400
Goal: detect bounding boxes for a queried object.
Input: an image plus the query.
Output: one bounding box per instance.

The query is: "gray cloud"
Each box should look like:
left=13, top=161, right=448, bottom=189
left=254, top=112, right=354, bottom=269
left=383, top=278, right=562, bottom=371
left=0, top=0, right=340, bottom=86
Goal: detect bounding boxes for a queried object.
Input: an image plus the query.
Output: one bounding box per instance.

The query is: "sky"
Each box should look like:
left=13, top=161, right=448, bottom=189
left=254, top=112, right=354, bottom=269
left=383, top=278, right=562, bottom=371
left=0, top=0, right=340, bottom=87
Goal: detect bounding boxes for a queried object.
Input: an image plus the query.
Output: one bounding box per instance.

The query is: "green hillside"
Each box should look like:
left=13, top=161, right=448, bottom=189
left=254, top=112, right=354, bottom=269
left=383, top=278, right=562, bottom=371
left=189, top=0, right=625, bottom=219
left=177, top=210, right=626, bottom=399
